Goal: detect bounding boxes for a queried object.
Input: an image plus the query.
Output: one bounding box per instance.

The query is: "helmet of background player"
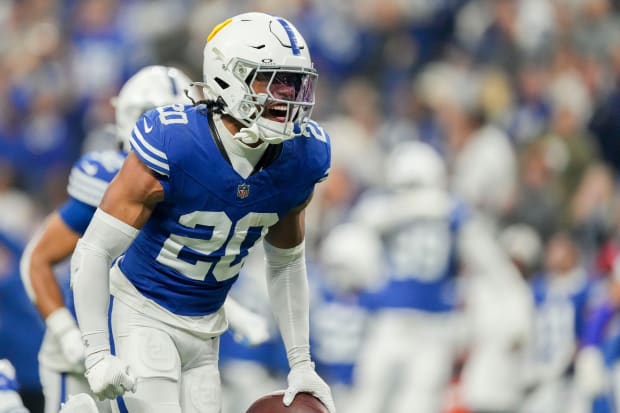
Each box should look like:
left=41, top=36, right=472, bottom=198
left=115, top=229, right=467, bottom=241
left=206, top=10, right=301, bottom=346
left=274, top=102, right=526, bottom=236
left=201, top=12, right=317, bottom=144
left=318, top=223, right=384, bottom=293
left=385, top=141, right=447, bottom=191
left=113, top=65, right=192, bottom=152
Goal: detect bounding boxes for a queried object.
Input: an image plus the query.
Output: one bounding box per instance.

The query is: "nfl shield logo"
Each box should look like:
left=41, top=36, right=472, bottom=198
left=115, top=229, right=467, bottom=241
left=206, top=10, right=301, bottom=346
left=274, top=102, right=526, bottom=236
left=237, top=183, right=250, bottom=199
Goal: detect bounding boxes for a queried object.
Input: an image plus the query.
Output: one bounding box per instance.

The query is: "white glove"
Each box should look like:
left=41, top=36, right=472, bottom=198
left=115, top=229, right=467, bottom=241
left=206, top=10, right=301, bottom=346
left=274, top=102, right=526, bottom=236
left=284, top=362, right=335, bottom=413
left=225, top=298, right=271, bottom=347
left=46, top=307, right=85, bottom=369
left=85, top=353, right=136, bottom=401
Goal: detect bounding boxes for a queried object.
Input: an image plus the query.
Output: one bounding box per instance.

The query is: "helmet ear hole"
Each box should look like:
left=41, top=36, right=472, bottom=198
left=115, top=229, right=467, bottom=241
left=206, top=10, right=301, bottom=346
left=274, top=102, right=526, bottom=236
left=214, top=78, right=230, bottom=89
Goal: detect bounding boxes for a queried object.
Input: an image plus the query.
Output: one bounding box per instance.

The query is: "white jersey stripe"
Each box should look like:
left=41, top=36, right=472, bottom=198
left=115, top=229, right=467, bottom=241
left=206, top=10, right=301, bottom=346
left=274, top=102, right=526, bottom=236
left=130, top=132, right=170, bottom=175
left=132, top=126, right=168, bottom=161
left=67, top=169, right=109, bottom=207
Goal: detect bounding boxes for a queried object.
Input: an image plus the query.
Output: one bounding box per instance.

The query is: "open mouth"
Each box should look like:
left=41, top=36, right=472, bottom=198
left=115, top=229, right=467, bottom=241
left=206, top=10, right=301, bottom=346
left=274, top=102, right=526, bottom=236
left=265, top=104, right=288, bottom=122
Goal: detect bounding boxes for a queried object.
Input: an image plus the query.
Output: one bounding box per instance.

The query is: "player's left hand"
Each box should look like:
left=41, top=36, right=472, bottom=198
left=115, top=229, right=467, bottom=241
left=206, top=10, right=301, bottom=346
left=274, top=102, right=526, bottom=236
left=284, top=362, right=336, bottom=413
left=46, top=307, right=85, bottom=370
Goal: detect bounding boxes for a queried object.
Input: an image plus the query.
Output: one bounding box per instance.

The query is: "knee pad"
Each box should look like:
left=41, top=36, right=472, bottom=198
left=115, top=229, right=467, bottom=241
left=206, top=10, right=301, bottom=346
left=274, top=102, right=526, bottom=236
left=183, top=365, right=222, bottom=413
left=119, top=327, right=181, bottom=381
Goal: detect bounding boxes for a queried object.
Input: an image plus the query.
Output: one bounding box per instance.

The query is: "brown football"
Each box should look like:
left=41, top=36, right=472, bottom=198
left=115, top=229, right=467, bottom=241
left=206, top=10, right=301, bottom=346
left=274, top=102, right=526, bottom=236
left=245, top=392, right=329, bottom=413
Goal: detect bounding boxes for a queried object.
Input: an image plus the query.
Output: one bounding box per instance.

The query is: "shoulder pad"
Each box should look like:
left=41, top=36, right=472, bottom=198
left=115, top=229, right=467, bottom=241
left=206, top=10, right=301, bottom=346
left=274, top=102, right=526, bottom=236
left=300, top=120, right=331, bottom=183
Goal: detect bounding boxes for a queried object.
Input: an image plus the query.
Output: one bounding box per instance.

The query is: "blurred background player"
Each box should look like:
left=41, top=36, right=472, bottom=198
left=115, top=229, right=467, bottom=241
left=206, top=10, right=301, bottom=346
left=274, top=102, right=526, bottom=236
left=70, top=12, right=334, bottom=413
left=0, top=359, right=29, bottom=413
left=521, top=232, right=595, bottom=413
left=458, top=224, right=540, bottom=413
left=309, top=222, right=385, bottom=408
left=347, top=140, right=527, bottom=413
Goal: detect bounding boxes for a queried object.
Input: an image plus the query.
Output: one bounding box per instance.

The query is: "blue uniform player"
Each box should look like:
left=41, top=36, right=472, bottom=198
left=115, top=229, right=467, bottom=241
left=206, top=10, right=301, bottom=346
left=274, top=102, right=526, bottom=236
left=71, top=13, right=335, bottom=413
left=348, top=141, right=525, bottom=413
left=19, top=65, right=193, bottom=413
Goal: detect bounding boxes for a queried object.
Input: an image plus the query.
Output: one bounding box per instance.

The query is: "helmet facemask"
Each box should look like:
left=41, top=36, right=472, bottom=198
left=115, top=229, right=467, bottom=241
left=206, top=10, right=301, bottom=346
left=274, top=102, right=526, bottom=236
left=227, top=59, right=318, bottom=144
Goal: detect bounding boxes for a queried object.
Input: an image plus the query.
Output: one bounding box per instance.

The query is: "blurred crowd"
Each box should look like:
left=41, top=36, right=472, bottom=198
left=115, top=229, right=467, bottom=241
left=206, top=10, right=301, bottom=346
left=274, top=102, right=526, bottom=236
left=3, top=0, right=620, bottom=412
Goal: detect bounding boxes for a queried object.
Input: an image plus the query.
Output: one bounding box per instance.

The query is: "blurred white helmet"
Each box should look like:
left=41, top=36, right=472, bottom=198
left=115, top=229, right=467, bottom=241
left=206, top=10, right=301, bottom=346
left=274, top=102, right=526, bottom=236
left=318, top=223, right=384, bottom=293
left=200, top=12, right=317, bottom=144
left=114, top=65, right=191, bottom=151
left=385, top=141, right=447, bottom=190
left=499, top=223, right=542, bottom=270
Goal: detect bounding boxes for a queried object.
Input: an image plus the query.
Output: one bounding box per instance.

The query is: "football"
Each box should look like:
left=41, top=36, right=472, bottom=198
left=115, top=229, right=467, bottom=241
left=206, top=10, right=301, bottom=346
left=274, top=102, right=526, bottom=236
left=246, top=392, right=329, bottom=413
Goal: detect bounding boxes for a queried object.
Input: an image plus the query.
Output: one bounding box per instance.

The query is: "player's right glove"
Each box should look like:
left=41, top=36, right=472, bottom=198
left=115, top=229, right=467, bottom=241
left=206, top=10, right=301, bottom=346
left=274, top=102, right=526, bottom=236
left=284, top=361, right=336, bottom=413
left=46, top=307, right=85, bottom=370
left=85, top=352, right=136, bottom=401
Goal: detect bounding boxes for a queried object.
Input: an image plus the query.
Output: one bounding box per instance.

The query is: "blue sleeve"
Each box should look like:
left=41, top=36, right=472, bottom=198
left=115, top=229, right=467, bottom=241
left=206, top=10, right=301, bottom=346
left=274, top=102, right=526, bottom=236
left=308, top=120, right=331, bottom=184
left=130, top=109, right=170, bottom=177
left=58, top=198, right=97, bottom=235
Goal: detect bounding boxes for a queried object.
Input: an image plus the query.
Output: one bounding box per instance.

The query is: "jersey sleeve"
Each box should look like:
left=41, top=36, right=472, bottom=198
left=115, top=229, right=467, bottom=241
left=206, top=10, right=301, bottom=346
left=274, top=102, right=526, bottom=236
left=67, top=154, right=113, bottom=207
left=130, top=109, right=171, bottom=177
left=302, top=120, right=331, bottom=185
left=58, top=198, right=97, bottom=234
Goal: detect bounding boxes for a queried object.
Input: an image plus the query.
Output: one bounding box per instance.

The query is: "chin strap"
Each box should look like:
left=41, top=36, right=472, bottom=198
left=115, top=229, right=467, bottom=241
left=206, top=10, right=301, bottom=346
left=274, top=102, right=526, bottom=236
left=234, top=118, right=297, bottom=145
left=233, top=122, right=265, bottom=145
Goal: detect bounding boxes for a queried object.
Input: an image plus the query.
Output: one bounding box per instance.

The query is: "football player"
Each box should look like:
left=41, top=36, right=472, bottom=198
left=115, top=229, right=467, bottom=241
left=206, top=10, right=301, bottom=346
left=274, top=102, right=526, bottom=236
left=70, top=12, right=335, bottom=413
left=0, top=359, right=29, bottom=413
left=20, top=65, right=270, bottom=413
left=348, top=141, right=526, bottom=413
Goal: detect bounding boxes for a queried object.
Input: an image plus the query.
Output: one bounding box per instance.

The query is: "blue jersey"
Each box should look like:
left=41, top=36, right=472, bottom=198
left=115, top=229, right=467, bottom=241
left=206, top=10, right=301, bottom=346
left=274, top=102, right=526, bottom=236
left=58, top=149, right=127, bottom=313
left=309, top=278, right=368, bottom=386
left=530, top=272, right=592, bottom=364
left=369, top=200, right=468, bottom=312
left=120, top=105, right=330, bottom=316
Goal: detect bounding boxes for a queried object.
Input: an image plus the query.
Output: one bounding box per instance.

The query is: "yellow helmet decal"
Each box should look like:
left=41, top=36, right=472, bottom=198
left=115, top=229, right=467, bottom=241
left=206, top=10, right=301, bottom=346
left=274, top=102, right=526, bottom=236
left=207, top=18, right=233, bottom=42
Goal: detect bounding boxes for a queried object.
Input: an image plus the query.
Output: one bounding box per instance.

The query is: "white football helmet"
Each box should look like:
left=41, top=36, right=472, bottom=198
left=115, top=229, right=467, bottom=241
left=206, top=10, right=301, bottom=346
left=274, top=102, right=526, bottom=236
left=385, top=141, right=447, bottom=190
left=200, top=12, right=317, bottom=144
left=113, top=65, right=192, bottom=151
left=318, top=223, right=384, bottom=293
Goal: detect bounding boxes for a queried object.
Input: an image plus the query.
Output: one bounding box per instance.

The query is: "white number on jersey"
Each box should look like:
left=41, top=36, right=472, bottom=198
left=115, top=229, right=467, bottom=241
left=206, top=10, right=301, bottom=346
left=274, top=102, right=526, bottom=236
left=157, top=104, right=188, bottom=125
left=389, top=221, right=451, bottom=282
left=302, top=120, right=327, bottom=142
left=156, top=211, right=279, bottom=281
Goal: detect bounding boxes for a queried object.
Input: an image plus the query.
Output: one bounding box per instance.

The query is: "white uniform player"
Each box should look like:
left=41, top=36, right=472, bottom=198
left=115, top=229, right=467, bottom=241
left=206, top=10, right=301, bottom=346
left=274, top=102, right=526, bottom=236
left=348, top=141, right=524, bottom=413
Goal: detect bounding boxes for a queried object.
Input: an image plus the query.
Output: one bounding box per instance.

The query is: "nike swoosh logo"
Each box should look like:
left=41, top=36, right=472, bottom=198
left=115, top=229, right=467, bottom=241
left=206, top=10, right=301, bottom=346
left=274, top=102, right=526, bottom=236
left=143, top=118, right=153, bottom=133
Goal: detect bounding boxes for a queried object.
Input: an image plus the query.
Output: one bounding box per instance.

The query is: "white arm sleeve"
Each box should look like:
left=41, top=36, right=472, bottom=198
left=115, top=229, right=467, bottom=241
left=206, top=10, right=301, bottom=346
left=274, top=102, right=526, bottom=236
left=458, top=217, right=522, bottom=283
left=264, top=240, right=311, bottom=368
left=19, top=227, right=42, bottom=303
left=71, top=209, right=138, bottom=366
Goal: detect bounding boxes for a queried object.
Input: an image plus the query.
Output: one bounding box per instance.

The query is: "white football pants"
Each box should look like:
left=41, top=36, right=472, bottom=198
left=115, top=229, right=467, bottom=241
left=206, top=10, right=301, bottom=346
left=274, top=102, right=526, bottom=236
left=347, top=310, right=461, bottom=413
left=109, top=297, right=221, bottom=413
